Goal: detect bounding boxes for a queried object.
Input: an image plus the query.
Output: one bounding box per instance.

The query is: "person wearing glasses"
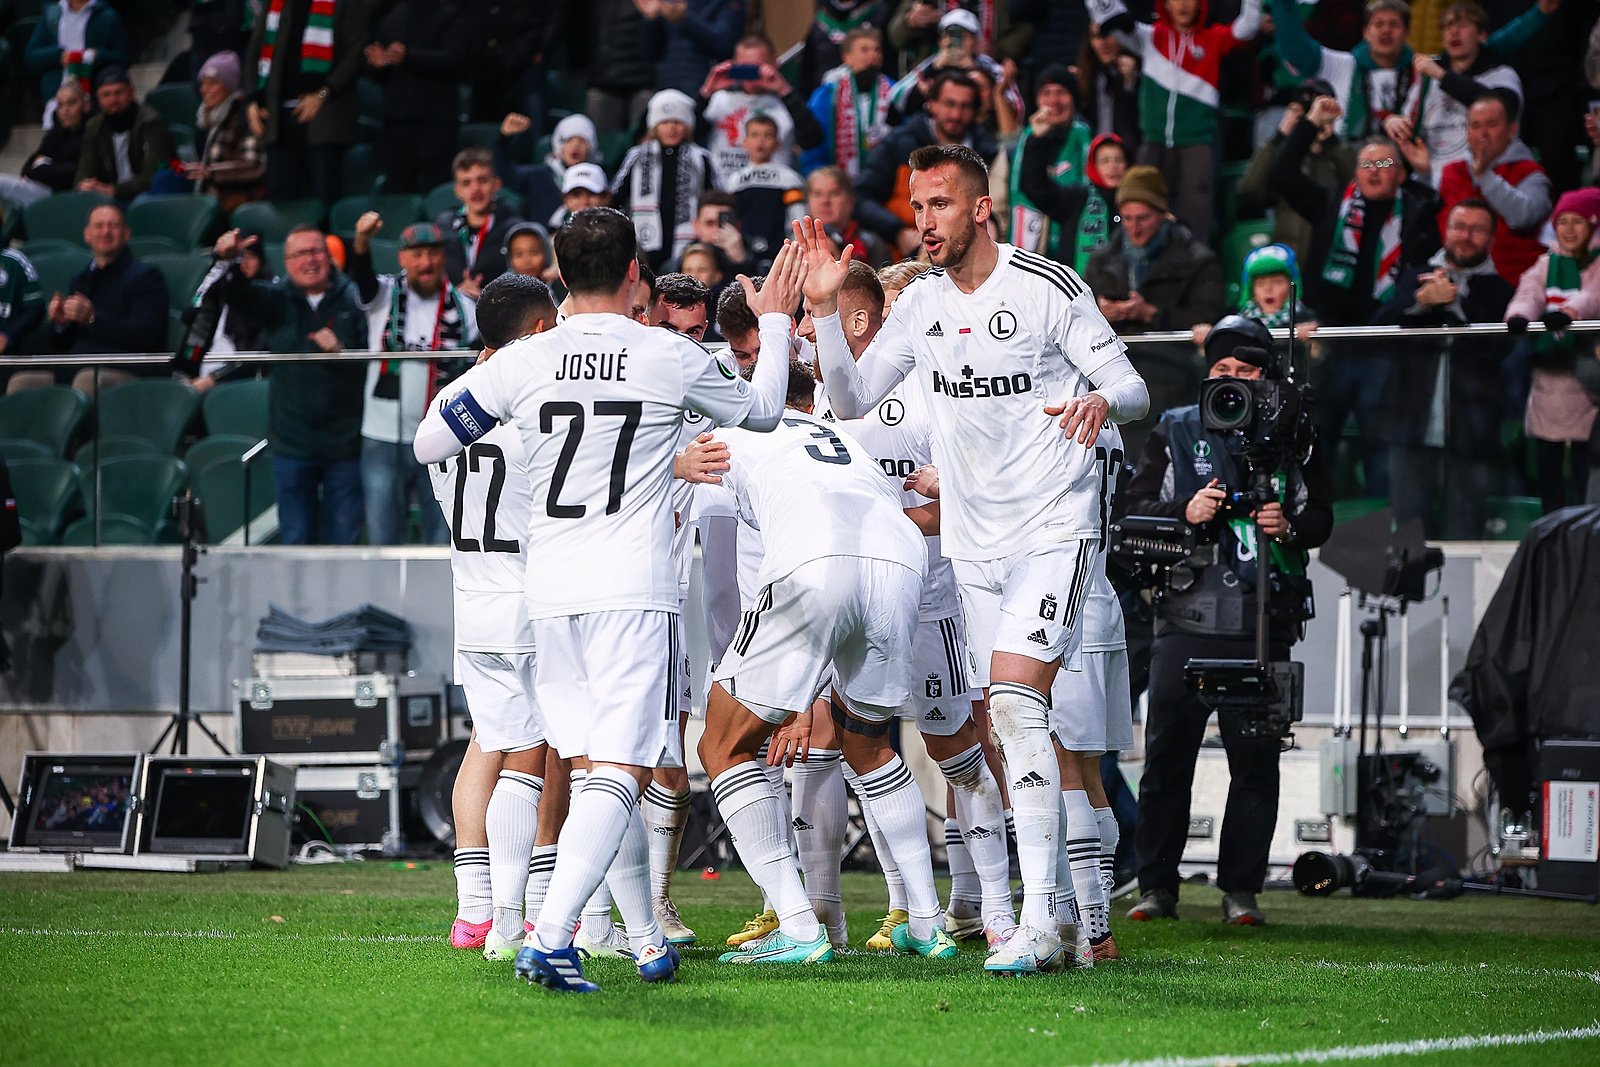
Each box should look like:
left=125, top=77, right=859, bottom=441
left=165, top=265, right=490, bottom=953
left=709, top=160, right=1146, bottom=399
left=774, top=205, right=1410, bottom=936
left=1268, top=93, right=1441, bottom=501
left=212, top=224, right=372, bottom=544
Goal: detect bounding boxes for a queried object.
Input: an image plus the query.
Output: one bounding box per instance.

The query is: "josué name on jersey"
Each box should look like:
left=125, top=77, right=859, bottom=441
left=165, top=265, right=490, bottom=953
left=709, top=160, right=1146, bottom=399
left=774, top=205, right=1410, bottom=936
left=552, top=350, right=629, bottom=381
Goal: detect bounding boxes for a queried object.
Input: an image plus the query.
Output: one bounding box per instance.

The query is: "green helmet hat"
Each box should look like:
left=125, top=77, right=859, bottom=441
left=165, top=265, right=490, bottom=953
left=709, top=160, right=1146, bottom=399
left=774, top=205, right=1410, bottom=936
left=1240, top=243, right=1301, bottom=295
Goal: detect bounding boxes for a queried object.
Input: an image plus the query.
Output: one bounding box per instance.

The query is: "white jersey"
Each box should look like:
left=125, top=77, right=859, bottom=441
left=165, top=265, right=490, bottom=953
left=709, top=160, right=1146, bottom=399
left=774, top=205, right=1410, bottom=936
left=713, top=412, right=927, bottom=590
left=438, top=313, right=769, bottom=618
left=426, top=420, right=536, bottom=653
left=1078, top=419, right=1126, bottom=653
left=836, top=384, right=960, bottom=622
left=1399, top=64, right=1522, bottom=186
left=825, top=244, right=1130, bottom=561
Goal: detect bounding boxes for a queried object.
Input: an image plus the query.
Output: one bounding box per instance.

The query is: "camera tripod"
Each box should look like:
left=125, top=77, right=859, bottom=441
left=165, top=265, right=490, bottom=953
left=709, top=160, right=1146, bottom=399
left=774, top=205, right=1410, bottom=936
left=149, top=491, right=230, bottom=756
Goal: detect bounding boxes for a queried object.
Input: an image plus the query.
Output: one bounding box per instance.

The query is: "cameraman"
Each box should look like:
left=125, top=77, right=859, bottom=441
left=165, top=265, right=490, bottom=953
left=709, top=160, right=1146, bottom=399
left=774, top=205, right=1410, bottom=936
left=1122, top=316, right=1333, bottom=926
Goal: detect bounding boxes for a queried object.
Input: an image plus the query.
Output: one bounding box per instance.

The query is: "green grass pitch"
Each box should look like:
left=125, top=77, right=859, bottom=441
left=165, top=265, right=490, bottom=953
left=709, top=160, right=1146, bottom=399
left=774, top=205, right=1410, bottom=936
left=2, top=866, right=1598, bottom=1066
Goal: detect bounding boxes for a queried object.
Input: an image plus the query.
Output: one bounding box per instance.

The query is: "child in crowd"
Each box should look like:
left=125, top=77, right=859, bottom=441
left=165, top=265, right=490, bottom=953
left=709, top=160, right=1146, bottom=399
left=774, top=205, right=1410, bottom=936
left=501, top=221, right=557, bottom=288
left=613, top=89, right=718, bottom=271
left=1505, top=188, right=1600, bottom=514
left=726, top=113, right=806, bottom=273
left=679, top=244, right=724, bottom=292
left=1192, top=243, right=1318, bottom=352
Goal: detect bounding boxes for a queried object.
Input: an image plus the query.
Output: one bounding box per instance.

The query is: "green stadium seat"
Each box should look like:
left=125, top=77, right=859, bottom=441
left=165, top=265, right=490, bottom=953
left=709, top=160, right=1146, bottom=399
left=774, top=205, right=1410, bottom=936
left=73, top=434, right=161, bottom=467
left=128, top=235, right=182, bottom=258
left=201, top=378, right=270, bottom=439
left=422, top=181, right=525, bottom=220
left=73, top=453, right=188, bottom=530
left=1218, top=219, right=1277, bottom=308
left=194, top=448, right=276, bottom=542
left=261, top=240, right=285, bottom=276
left=60, top=513, right=157, bottom=545
left=328, top=194, right=426, bottom=237
left=1333, top=497, right=1390, bottom=526
left=183, top=433, right=258, bottom=475
left=127, top=193, right=219, bottom=250
left=145, top=83, right=200, bottom=134
left=342, top=142, right=383, bottom=198
left=369, top=238, right=401, bottom=275
left=231, top=198, right=328, bottom=242
left=7, top=456, right=80, bottom=544
left=96, top=379, right=201, bottom=453
left=23, top=191, right=110, bottom=246
left=167, top=307, right=186, bottom=350
left=18, top=237, right=80, bottom=257
left=1483, top=496, right=1543, bottom=541
left=0, top=437, right=55, bottom=462
left=0, top=386, right=88, bottom=453
left=145, top=253, right=215, bottom=311
left=26, top=248, right=90, bottom=304
left=1, top=197, right=25, bottom=248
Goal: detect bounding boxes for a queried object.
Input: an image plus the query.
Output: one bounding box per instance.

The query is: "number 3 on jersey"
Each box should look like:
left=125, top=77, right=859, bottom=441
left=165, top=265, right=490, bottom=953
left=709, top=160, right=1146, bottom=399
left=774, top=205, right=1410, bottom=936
left=784, top=417, right=851, bottom=464
left=441, top=443, right=520, bottom=553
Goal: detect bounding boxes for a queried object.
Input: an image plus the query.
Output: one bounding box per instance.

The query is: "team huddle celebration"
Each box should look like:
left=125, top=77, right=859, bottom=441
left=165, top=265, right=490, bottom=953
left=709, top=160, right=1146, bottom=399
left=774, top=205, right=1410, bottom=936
left=422, top=148, right=1148, bottom=988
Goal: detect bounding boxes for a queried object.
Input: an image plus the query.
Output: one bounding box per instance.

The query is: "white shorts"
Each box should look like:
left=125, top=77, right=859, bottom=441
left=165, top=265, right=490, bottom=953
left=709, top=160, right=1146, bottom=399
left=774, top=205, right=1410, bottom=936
left=1049, top=648, right=1134, bottom=753
left=895, top=614, right=975, bottom=737
left=675, top=600, right=702, bottom=721
left=953, top=536, right=1095, bottom=690
left=532, top=610, right=678, bottom=767
left=457, top=650, right=545, bottom=753
left=714, top=555, right=921, bottom=724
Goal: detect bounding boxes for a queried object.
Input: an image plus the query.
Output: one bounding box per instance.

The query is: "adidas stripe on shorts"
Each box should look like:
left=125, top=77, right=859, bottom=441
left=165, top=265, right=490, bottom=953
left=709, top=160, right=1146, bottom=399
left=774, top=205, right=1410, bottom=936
left=894, top=613, right=975, bottom=736
left=951, top=533, right=1094, bottom=690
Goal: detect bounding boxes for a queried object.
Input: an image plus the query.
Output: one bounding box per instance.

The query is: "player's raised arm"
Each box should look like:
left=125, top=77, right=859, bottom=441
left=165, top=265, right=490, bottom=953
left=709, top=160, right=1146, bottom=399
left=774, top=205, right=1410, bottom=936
left=797, top=217, right=912, bottom=419
left=414, top=361, right=501, bottom=463
left=684, top=241, right=808, bottom=431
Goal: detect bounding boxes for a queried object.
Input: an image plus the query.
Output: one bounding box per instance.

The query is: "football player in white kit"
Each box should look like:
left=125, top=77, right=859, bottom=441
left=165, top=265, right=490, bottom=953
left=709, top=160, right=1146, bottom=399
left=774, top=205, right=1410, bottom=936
left=426, top=274, right=557, bottom=962
left=414, top=209, right=800, bottom=992
left=803, top=143, right=1149, bottom=975
left=693, top=362, right=943, bottom=965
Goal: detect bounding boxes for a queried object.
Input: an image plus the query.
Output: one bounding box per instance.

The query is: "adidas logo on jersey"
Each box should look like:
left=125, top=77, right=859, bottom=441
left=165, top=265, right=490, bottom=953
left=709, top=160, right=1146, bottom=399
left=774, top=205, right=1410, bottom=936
left=926, top=321, right=944, bottom=337
left=925, top=708, right=946, bottom=721
left=1012, top=772, right=1049, bottom=790
left=1026, top=628, right=1049, bottom=645
left=792, top=816, right=815, bottom=831
left=965, top=825, right=995, bottom=839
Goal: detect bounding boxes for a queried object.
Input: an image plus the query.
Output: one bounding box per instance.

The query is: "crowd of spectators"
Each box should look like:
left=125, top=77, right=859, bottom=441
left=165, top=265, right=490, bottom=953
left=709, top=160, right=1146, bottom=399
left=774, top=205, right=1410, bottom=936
left=1, top=0, right=1598, bottom=544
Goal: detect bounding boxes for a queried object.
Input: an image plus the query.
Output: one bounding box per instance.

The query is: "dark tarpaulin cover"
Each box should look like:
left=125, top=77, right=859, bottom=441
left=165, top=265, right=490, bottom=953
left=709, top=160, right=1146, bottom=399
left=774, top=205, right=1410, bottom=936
left=254, top=604, right=413, bottom=655
left=1449, top=506, right=1600, bottom=811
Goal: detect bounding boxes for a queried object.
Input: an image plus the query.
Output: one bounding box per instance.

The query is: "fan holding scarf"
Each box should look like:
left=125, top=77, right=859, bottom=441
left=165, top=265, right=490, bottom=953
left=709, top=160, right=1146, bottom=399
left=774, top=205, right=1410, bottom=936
left=347, top=212, right=479, bottom=546
left=613, top=89, right=719, bottom=272
left=1269, top=93, right=1440, bottom=501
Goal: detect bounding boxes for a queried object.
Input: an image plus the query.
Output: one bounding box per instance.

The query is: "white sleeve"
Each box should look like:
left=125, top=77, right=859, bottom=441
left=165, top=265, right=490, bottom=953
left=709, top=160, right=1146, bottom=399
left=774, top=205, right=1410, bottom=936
left=680, top=313, right=790, bottom=431
left=1087, top=352, right=1149, bottom=425
left=1050, top=279, right=1148, bottom=423
left=1230, top=0, right=1261, bottom=42
left=412, top=360, right=502, bottom=464
left=815, top=311, right=914, bottom=420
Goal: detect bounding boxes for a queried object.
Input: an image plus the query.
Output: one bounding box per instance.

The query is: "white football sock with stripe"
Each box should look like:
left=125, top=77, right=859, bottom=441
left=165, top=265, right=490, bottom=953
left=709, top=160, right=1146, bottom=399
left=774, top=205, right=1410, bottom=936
left=525, top=844, right=557, bottom=922
left=854, top=755, right=941, bottom=941
left=938, top=743, right=1012, bottom=927
left=989, top=682, right=1060, bottom=931
left=1095, top=805, right=1119, bottom=899
left=944, top=819, right=979, bottom=918
left=791, top=749, right=846, bottom=938
left=712, top=761, right=820, bottom=943
left=1052, top=788, right=1081, bottom=934
left=452, top=847, right=491, bottom=923
left=1064, top=788, right=1108, bottom=940
left=485, top=770, right=543, bottom=942
left=568, top=772, right=616, bottom=934
left=756, top=740, right=797, bottom=858
left=843, top=761, right=907, bottom=913
left=532, top=766, right=640, bottom=950
left=641, top=783, right=691, bottom=901
left=605, top=803, right=666, bottom=956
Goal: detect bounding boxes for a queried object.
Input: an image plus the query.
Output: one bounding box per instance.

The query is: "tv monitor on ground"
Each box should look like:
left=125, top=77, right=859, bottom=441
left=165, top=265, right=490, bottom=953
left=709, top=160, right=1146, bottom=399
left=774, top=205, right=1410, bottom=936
left=11, top=754, right=141, bottom=852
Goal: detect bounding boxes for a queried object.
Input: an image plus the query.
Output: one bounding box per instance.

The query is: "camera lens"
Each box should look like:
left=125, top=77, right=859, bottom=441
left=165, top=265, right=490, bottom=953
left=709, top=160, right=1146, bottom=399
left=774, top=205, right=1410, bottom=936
left=1204, top=382, right=1252, bottom=430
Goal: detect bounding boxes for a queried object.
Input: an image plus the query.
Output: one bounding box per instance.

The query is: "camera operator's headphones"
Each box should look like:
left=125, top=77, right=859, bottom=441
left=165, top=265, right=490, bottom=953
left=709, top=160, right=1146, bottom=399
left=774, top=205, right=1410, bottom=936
left=1203, top=315, right=1278, bottom=378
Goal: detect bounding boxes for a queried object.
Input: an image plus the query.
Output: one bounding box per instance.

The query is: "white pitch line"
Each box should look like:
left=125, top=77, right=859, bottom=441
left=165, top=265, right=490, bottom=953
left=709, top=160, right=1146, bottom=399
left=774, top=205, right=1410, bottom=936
left=2, top=926, right=439, bottom=945
left=1063, top=1024, right=1600, bottom=1067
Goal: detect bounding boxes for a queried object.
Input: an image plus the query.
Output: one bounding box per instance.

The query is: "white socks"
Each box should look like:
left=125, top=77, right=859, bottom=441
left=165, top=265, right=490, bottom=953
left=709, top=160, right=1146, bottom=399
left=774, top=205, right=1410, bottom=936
left=1064, top=788, right=1108, bottom=940
left=570, top=772, right=616, bottom=934
left=641, top=783, right=691, bottom=901
left=452, top=847, right=491, bottom=923
left=938, top=743, right=1013, bottom=927
left=525, top=844, right=557, bottom=922
left=843, top=762, right=907, bottom=913
left=853, top=756, right=940, bottom=941
left=485, top=770, right=543, bottom=941
left=944, top=818, right=979, bottom=918
left=791, top=749, right=847, bottom=937
left=756, top=739, right=797, bottom=858
left=605, top=804, right=666, bottom=956
left=1095, top=805, right=1119, bottom=900
left=989, top=682, right=1060, bottom=930
left=1052, top=789, right=1081, bottom=931
left=533, top=766, right=640, bottom=950
left=712, top=761, right=820, bottom=943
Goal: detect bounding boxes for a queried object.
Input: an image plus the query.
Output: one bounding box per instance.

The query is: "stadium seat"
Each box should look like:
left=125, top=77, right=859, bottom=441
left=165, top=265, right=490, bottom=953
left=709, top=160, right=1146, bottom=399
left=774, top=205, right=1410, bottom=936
left=369, top=238, right=401, bottom=275
left=202, top=378, right=270, bottom=439
left=1, top=197, right=25, bottom=247
left=0, top=437, right=55, bottom=462
left=23, top=191, right=110, bottom=246
left=1219, top=219, right=1277, bottom=307
left=231, top=199, right=328, bottom=242
left=183, top=433, right=258, bottom=475
left=423, top=181, right=525, bottom=220
left=328, top=194, right=426, bottom=237
left=1484, top=496, right=1543, bottom=541
left=18, top=237, right=80, bottom=257
left=26, top=248, right=90, bottom=302
left=128, top=235, right=182, bottom=258
left=458, top=122, right=501, bottom=150
left=146, top=253, right=214, bottom=311
left=1332, top=497, right=1390, bottom=526
left=194, top=448, right=276, bottom=542
left=73, top=434, right=161, bottom=467
left=7, top=456, right=80, bottom=544
left=599, top=131, right=634, bottom=172
left=96, top=379, right=201, bottom=453
left=167, top=307, right=186, bottom=350
left=127, top=193, right=219, bottom=250
left=60, top=513, right=157, bottom=546
left=0, top=385, right=89, bottom=454
left=342, top=143, right=384, bottom=198
left=145, top=83, right=200, bottom=135
left=72, top=453, right=188, bottom=531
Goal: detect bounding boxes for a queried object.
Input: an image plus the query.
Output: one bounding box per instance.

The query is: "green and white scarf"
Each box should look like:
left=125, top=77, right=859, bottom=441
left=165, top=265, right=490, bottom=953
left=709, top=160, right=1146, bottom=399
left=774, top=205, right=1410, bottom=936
left=257, top=0, right=336, bottom=90
left=1321, top=181, right=1403, bottom=302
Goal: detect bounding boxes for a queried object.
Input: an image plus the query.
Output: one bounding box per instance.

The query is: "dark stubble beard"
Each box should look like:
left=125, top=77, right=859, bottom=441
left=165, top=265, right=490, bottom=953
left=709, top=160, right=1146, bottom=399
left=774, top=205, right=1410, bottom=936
left=1448, top=245, right=1488, bottom=270
left=932, top=213, right=976, bottom=269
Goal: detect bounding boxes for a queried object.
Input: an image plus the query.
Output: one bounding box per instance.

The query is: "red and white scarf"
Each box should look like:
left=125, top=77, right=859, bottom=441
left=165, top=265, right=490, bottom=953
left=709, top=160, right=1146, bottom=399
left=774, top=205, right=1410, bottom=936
left=257, top=0, right=336, bottom=89
left=829, top=65, right=891, bottom=179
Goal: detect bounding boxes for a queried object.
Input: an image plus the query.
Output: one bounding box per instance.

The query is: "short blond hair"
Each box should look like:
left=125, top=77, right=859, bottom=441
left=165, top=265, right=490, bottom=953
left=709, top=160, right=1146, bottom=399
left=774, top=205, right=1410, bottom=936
left=877, top=260, right=932, bottom=292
